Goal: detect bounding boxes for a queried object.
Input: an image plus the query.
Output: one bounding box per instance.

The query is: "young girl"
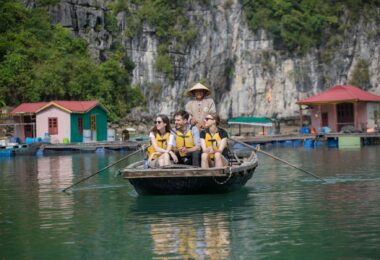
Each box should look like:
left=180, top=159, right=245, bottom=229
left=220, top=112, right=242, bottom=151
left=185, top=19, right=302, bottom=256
left=147, top=114, right=177, bottom=167
left=200, top=113, right=229, bottom=168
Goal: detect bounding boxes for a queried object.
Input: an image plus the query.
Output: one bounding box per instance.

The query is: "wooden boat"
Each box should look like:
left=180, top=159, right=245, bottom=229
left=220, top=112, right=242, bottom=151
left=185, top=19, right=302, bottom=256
left=120, top=151, right=258, bottom=195
left=0, top=143, right=41, bottom=156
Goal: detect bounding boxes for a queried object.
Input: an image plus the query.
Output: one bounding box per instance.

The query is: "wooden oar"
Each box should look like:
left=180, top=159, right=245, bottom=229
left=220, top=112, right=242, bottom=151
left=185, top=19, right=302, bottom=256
left=62, top=145, right=146, bottom=193
left=230, top=138, right=326, bottom=183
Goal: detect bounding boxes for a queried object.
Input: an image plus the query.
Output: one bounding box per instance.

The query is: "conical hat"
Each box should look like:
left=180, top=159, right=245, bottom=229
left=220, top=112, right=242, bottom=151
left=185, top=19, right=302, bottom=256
left=186, top=83, right=211, bottom=96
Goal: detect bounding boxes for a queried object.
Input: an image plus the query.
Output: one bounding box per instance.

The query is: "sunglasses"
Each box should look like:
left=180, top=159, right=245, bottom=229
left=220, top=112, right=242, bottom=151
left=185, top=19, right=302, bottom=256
left=204, top=117, right=214, bottom=121
left=154, top=120, right=163, bottom=124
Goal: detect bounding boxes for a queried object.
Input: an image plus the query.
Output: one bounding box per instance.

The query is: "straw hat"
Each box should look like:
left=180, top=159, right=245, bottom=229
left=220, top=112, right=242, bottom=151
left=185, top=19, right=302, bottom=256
left=186, top=83, right=211, bottom=97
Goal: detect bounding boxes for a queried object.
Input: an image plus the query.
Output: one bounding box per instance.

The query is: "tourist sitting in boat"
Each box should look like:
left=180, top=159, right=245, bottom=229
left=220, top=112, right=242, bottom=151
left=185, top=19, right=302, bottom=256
left=147, top=114, right=178, bottom=167
left=200, top=113, right=229, bottom=168
left=173, top=110, right=201, bottom=167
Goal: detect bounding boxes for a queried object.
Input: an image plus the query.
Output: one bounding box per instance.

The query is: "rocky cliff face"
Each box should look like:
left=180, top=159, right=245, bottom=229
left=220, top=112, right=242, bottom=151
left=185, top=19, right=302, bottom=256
left=47, top=0, right=380, bottom=119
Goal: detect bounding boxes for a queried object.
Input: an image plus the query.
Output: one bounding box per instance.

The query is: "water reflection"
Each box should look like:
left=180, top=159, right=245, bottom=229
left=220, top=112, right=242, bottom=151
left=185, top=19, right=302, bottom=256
left=132, top=191, right=251, bottom=259
left=37, top=156, right=74, bottom=230
left=2, top=146, right=380, bottom=259
left=149, top=212, right=231, bottom=259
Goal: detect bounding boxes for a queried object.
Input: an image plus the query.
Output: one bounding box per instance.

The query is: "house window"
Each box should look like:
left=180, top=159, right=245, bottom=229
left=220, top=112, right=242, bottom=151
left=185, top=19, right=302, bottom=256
left=48, top=117, right=58, bottom=135
left=78, top=117, right=83, bottom=134
left=90, top=115, right=96, bottom=131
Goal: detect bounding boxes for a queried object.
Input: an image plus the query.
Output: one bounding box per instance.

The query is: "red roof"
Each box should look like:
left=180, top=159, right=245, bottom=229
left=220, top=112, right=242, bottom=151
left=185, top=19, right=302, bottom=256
left=11, top=101, right=107, bottom=114
left=297, top=85, right=380, bottom=105
left=11, top=102, right=47, bottom=114
left=45, top=100, right=101, bottom=113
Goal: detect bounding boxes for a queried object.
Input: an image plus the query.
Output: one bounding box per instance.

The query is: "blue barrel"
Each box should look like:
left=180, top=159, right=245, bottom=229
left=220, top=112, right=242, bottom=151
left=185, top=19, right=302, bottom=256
left=284, top=140, right=293, bottom=147
left=96, top=147, right=105, bottom=154
left=314, top=140, right=325, bottom=147
left=0, top=150, right=14, bottom=157
left=10, top=137, right=20, bottom=144
left=42, top=136, right=50, bottom=143
left=323, top=127, right=332, bottom=134
left=36, top=149, right=44, bottom=156
left=302, top=127, right=311, bottom=134
left=304, top=138, right=314, bottom=148
left=327, top=138, right=338, bottom=148
left=293, top=140, right=302, bottom=146
left=25, top=137, right=34, bottom=144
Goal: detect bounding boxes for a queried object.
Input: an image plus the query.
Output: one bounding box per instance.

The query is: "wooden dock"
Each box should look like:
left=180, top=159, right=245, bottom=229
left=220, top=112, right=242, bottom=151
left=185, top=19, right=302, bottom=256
left=41, top=140, right=142, bottom=153
left=232, top=132, right=380, bottom=144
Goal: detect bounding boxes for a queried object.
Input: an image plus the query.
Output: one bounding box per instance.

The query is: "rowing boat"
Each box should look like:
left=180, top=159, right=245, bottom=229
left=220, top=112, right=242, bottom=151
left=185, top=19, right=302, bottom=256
left=120, top=151, right=258, bottom=195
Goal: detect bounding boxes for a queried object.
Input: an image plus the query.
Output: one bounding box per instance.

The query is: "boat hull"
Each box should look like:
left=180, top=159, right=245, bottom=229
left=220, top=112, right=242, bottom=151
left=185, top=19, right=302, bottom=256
left=128, top=169, right=255, bottom=195
left=122, top=155, right=257, bottom=195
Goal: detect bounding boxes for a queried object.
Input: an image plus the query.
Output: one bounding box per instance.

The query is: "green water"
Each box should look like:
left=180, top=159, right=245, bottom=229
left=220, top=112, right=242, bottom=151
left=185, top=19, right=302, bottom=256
left=1, top=146, right=380, bottom=259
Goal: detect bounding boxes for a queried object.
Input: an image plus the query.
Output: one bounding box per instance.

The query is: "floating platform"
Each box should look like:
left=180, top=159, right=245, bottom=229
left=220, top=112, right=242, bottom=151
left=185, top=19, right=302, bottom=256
left=40, top=140, right=142, bottom=154
left=233, top=132, right=380, bottom=148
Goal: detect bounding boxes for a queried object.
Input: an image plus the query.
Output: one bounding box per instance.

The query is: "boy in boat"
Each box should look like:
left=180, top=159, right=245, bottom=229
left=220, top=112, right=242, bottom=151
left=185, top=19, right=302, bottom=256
left=200, top=113, right=229, bottom=168
left=185, top=82, right=216, bottom=130
left=147, top=114, right=178, bottom=168
left=173, top=110, right=201, bottom=167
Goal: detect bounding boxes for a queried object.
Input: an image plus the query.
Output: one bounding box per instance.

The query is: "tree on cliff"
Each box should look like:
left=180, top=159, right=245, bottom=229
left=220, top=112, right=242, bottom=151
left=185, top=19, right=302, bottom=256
left=0, top=0, right=143, bottom=121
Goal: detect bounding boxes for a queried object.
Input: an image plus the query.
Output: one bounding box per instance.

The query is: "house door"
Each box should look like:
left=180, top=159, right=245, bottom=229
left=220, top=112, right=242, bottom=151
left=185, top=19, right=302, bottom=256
left=336, top=103, right=354, bottom=131
left=24, top=116, right=34, bottom=138
left=90, top=115, right=97, bottom=141
left=321, top=113, right=328, bottom=127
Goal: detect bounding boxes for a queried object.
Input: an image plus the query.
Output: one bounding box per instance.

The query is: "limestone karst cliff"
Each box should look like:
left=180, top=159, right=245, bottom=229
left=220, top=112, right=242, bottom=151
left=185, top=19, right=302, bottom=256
left=46, top=0, right=380, bottom=119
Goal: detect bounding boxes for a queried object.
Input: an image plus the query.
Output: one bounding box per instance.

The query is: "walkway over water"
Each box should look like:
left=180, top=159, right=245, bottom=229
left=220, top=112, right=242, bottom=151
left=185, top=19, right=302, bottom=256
left=235, top=132, right=380, bottom=144
left=40, top=140, right=141, bottom=152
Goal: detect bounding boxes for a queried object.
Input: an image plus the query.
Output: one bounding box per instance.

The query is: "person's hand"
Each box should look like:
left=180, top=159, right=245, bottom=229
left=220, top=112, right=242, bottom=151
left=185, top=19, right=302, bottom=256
left=153, top=152, right=162, bottom=157
left=169, top=151, right=178, bottom=163
left=205, top=146, right=214, bottom=154
left=179, top=147, right=187, bottom=154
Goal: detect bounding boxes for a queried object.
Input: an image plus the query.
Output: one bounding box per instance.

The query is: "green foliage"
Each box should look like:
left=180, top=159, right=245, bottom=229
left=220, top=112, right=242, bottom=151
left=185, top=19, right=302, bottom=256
left=225, top=58, right=235, bottom=80
left=242, top=0, right=380, bottom=55
left=109, top=0, right=200, bottom=80
left=155, top=44, right=174, bottom=77
left=0, top=0, right=143, bottom=122
left=105, top=12, right=120, bottom=34
left=348, top=59, right=371, bottom=90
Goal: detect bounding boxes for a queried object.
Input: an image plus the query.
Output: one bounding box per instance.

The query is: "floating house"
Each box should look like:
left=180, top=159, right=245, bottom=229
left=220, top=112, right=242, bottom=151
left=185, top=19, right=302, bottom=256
left=11, top=101, right=108, bottom=143
left=297, top=85, right=380, bottom=132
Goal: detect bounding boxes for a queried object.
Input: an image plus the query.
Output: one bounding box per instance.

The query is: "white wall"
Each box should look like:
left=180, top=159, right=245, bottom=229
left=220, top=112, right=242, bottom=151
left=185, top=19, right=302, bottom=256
left=367, top=103, right=380, bottom=128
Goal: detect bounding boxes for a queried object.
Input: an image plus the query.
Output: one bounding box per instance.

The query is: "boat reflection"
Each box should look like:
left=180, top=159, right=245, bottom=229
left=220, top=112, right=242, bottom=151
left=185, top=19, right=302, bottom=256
left=131, top=190, right=251, bottom=259
left=149, top=212, right=231, bottom=259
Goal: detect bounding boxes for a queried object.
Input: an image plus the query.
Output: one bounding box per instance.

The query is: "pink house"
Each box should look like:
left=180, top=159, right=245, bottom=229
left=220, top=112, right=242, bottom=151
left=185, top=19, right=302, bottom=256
left=297, top=85, right=380, bottom=132
left=11, top=101, right=108, bottom=143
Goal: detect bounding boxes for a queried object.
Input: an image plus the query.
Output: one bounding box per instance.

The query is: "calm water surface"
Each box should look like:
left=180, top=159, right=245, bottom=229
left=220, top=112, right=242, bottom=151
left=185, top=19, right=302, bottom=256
left=1, top=146, right=380, bottom=259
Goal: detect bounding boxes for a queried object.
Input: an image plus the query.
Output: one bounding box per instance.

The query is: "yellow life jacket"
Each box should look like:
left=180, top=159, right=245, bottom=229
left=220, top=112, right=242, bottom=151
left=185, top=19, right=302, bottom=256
left=147, top=132, right=170, bottom=159
left=204, top=130, right=222, bottom=159
left=175, top=128, right=195, bottom=157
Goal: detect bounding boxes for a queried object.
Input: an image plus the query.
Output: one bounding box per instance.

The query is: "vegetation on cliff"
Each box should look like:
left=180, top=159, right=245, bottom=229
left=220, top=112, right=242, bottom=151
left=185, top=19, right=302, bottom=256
left=108, top=0, right=199, bottom=80
left=242, top=0, right=380, bottom=55
left=0, top=0, right=143, bottom=121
